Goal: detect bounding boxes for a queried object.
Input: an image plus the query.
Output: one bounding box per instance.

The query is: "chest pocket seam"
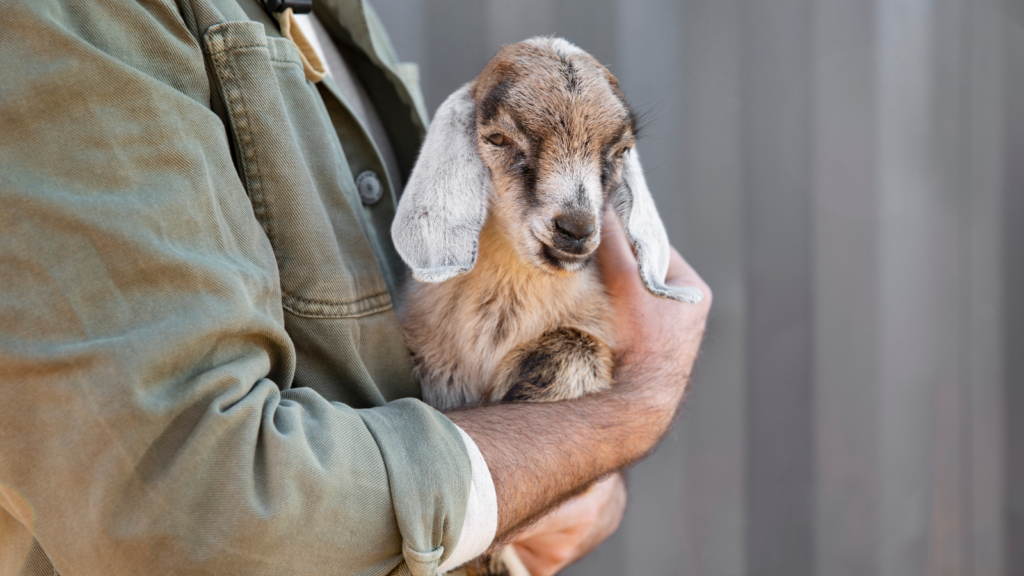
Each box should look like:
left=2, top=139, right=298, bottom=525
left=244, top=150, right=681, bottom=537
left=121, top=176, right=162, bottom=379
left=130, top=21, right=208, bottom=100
left=207, top=36, right=281, bottom=281
left=282, top=290, right=391, bottom=318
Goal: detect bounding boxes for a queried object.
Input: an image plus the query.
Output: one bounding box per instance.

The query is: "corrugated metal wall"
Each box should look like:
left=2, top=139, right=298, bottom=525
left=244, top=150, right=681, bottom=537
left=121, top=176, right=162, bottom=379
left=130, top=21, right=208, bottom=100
left=370, top=0, right=1022, bottom=573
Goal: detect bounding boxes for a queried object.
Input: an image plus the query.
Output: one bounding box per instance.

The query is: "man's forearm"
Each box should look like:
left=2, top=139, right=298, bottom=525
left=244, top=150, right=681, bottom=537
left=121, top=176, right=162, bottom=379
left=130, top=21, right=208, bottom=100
left=447, top=358, right=684, bottom=541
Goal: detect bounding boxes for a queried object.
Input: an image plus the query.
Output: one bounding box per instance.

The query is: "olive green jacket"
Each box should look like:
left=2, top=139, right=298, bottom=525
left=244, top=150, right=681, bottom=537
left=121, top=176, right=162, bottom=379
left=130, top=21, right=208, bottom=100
left=0, top=1, right=472, bottom=575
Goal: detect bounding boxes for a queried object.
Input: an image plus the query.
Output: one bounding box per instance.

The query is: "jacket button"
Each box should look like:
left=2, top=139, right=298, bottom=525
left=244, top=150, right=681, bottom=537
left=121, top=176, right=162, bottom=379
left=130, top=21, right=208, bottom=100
left=356, top=170, right=383, bottom=205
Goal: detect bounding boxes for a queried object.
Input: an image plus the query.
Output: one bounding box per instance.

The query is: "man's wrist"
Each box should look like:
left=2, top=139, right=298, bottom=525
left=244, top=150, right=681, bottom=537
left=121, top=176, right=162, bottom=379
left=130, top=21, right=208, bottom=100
left=607, top=359, right=689, bottom=447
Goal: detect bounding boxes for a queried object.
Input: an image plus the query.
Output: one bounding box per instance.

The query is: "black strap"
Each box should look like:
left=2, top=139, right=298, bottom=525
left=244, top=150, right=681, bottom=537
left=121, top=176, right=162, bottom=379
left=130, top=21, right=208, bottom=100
left=262, top=0, right=312, bottom=14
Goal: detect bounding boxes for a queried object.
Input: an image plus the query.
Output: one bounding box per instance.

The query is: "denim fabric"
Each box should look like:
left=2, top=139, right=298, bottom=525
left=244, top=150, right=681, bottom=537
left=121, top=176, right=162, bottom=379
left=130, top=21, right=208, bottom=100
left=0, top=1, right=470, bottom=574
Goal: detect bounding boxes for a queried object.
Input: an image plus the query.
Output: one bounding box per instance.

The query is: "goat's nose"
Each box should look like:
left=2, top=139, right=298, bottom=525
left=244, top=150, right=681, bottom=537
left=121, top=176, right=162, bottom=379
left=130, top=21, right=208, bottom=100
left=553, top=215, right=595, bottom=242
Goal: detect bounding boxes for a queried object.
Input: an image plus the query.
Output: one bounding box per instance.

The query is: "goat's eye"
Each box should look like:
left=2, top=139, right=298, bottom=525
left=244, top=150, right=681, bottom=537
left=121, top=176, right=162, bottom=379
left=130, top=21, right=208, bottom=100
left=487, top=133, right=509, bottom=146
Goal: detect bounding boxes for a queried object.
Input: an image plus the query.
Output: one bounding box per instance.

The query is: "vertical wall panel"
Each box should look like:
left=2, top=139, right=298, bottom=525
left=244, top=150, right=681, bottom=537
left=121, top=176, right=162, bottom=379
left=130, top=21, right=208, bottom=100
left=966, top=2, right=1006, bottom=575
left=928, top=1, right=971, bottom=574
left=1003, top=10, right=1024, bottom=576
left=672, top=0, right=748, bottom=574
left=812, top=0, right=881, bottom=574
left=929, top=1, right=974, bottom=569
left=876, top=0, right=935, bottom=570
left=875, top=0, right=963, bottom=574
left=742, top=0, right=815, bottom=574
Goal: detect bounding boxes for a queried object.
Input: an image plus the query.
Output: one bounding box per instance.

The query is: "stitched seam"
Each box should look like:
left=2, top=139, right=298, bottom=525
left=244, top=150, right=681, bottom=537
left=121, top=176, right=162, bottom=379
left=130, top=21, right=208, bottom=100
left=270, top=58, right=304, bottom=71
left=283, top=291, right=393, bottom=319
left=284, top=289, right=390, bottom=307
left=282, top=303, right=393, bottom=320
left=212, top=45, right=280, bottom=262
left=212, top=39, right=265, bottom=52
left=206, top=24, right=267, bottom=54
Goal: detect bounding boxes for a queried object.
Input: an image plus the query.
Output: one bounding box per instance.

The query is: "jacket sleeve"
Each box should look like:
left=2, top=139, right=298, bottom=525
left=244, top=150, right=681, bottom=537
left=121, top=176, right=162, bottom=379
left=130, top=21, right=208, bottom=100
left=0, top=2, right=469, bottom=575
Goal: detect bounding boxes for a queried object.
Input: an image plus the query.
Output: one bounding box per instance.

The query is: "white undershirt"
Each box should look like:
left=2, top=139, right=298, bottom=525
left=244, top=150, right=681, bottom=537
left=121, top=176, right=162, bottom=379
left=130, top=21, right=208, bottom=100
left=293, top=14, right=498, bottom=573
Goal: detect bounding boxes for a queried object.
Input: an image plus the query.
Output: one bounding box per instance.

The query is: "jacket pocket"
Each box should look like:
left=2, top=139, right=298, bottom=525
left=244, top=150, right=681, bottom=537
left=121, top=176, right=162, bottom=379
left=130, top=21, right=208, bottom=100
left=203, top=20, right=392, bottom=318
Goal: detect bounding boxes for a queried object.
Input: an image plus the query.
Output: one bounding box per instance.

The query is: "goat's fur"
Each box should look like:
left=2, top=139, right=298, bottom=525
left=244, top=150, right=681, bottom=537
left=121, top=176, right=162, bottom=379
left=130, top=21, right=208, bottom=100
left=391, top=37, right=703, bottom=575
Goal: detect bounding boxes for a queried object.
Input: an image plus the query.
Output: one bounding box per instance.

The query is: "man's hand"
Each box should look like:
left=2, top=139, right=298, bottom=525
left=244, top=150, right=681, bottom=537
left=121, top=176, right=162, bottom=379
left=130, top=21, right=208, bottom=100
left=448, top=208, right=710, bottom=539
left=511, top=474, right=627, bottom=576
left=598, top=205, right=712, bottom=435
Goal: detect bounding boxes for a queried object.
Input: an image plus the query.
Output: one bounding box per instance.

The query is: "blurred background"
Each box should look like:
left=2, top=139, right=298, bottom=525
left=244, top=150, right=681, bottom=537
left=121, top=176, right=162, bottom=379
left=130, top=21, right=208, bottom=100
left=371, top=0, right=1020, bottom=574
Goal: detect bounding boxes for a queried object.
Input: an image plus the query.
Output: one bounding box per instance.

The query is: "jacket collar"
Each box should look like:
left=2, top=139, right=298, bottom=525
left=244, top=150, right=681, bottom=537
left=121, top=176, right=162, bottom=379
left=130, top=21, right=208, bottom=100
left=313, top=0, right=428, bottom=132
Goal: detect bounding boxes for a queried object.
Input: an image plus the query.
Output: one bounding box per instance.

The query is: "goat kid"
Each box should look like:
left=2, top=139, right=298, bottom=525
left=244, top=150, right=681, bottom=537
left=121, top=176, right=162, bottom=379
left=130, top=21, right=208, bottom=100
left=391, top=37, right=702, bottom=575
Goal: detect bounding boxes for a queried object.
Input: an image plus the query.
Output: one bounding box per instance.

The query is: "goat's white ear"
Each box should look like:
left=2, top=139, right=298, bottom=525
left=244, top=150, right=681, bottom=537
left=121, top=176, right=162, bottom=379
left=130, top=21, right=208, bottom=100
left=612, top=150, right=704, bottom=304
left=391, top=83, right=490, bottom=283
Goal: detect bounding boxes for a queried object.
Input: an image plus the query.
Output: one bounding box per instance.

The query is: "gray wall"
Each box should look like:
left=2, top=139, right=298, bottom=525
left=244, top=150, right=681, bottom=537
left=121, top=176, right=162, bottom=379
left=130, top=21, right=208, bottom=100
left=1005, top=2, right=1024, bottom=574
left=370, top=1, right=1021, bottom=574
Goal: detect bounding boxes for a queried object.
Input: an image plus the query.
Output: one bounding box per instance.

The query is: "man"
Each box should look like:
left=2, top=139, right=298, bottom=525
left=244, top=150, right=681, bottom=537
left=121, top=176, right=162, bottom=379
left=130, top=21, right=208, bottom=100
left=0, top=1, right=711, bottom=575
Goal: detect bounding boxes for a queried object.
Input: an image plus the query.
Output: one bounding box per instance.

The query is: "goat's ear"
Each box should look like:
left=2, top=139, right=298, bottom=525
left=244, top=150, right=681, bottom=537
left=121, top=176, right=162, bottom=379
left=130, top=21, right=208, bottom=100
left=391, top=83, right=491, bottom=283
left=612, top=149, right=704, bottom=304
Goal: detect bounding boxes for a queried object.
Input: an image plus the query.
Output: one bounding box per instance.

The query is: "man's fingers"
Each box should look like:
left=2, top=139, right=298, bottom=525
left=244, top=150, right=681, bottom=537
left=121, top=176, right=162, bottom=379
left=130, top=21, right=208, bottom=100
left=600, top=204, right=711, bottom=305
left=598, top=206, right=639, bottom=279
left=666, top=246, right=711, bottom=304
left=511, top=474, right=628, bottom=576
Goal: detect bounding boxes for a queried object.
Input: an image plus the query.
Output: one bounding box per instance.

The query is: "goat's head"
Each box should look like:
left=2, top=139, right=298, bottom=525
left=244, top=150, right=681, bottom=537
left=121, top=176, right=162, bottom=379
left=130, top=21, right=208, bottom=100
left=392, top=37, right=703, bottom=304
left=470, top=39, right=632, bottom=274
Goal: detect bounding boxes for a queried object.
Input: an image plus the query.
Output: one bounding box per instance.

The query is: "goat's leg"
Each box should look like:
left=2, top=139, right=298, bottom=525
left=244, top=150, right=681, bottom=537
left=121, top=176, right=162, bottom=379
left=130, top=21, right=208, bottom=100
left=492, top=326, right=614, bottom=403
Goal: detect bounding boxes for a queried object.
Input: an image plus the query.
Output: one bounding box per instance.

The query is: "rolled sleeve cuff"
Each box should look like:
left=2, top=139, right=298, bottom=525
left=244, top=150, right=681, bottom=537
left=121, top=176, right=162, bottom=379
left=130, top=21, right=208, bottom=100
left=438, top=425, right=498, bottom=573
left=358, top=399, right=473, bottom=575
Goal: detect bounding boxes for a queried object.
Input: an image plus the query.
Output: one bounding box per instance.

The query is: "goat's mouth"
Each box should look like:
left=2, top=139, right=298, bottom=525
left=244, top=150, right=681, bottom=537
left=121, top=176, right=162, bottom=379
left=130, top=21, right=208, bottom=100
left=539, top=242, right=595, bottom=272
